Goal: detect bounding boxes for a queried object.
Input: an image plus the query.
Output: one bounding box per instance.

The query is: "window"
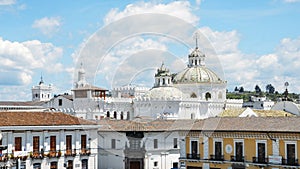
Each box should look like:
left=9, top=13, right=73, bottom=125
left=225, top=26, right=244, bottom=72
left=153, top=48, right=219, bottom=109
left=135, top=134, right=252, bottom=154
left=154, top=161, right=158, bottom=167
left=154, top=139, right=158, bottom=149
left=50, top=136, right=56, bottom=152
left=205, top=92, right=211, bottom=100
left=111, top=139, right=116, bottom=149
left=58, top=99, right=62, bottom=106
left=127, top=112, right=130, bottom=120
left=67, top=160, right=73, bottom=169
left=257, top=142, right=266, bottom=163
left=14, top=137, right=22, bottom=151
left=234, top=140, right=244, bottom=162
left=113, top=111, right=117, bottom=119
left=33, top=136, right=40, bottom=153
left=50, top=162, right=57, bottom=169
left=191, top=141, right=198, bottom=155
left=81, top=135, right=87, bottom=151
left=121, top=112, right=124, bottom=120
left=214, top=141, right=222, bottom=160
left=286, top=142, right=296, bottom=165
left=191, top=113, right=195, bottom=119
left=173, top=138, right=178, bottom=148
left=33, top=163, right=41, bottom=169
left=107, top=111, right=110, bottom=118
left=82, top=159, right=88, bottom=169
left=66, top=135, right=72, bottom=154
left=173, top=162, right=178, bottom=168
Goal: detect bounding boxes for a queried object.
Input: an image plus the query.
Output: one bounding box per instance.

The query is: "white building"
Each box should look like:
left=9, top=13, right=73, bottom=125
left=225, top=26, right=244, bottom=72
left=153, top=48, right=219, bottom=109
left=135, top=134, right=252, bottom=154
left=0, top=111, right=99, bottom=169
left=32, top=76, right=53, bottom=102
left=46, top=46, right=242, bottom=121
left=243, top=95, right=274, bottom=110
left=97, top=120, right=188, bottom=169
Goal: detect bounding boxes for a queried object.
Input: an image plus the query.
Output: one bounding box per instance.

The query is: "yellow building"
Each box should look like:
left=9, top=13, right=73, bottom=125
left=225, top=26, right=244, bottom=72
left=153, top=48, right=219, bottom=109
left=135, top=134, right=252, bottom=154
left=180, top=117, right=300, bottom=169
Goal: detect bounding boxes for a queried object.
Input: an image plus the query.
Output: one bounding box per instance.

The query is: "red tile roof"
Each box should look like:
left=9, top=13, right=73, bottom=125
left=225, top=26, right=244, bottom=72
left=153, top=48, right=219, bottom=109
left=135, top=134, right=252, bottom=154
left=98, top=117, right=300, bottom=132
left=0, top=111, right=96, bottom=126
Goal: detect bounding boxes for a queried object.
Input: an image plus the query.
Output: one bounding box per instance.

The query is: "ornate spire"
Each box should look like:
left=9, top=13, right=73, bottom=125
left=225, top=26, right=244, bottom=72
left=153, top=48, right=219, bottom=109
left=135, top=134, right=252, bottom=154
left=193, top=31, right=200, bottom=49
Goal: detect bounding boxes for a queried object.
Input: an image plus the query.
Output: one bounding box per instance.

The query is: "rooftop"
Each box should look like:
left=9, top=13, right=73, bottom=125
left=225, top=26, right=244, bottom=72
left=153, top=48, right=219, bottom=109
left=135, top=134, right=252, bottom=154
left=0, top=111, right=96, bottom=126
left=98, top=116, right=300, bottom=133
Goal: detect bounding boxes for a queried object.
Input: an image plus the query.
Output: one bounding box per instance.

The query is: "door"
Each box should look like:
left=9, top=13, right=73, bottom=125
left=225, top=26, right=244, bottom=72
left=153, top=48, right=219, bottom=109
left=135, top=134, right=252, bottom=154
left=235, top=142, right=243, bottom=161
left=287, top=144, right=296, bottom=165
left=191, top=141, right=198, bottom=159
left=130, top=161, right=140, bottom=169
left=215, top=141, right=222, bottom=160
left=257, top=143, right=265, bottom=163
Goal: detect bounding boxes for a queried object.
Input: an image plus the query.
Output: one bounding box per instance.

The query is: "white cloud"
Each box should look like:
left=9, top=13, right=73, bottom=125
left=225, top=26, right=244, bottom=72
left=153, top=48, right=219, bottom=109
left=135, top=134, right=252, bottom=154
left=200, top=26, right=300, bottom=93
left=104, top=1, right=199, bottom=25
left=0, top=37, right=64, bottom=86
left=32, top=17, right=62, bottom=36
left=0, top=0, right=15, bottom=5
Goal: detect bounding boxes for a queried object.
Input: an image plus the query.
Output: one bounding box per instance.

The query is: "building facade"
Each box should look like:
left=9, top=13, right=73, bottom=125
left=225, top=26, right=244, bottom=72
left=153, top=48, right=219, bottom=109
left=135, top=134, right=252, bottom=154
left=179, top=117, right=300, bottom=169
left=0, top=112, right=99, bottom=169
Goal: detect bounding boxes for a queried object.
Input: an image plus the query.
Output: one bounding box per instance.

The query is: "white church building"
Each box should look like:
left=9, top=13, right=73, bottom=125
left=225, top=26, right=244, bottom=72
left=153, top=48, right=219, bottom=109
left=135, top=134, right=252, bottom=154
left=45, top=45, right=242, bottom=121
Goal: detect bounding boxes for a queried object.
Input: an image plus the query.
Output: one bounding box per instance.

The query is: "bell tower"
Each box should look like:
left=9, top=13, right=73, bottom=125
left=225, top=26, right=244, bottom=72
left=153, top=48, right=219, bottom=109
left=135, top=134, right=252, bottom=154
left=32, top=75, right=52, bottom=102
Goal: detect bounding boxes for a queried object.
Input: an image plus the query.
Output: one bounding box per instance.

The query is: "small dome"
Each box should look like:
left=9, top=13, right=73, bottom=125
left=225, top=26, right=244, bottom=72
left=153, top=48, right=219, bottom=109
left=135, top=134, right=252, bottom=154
left=146, top=86, right=183, bottom=99
left=189, top=47, right=204, bottom=58
left=173, top=66, right=222, bottom=84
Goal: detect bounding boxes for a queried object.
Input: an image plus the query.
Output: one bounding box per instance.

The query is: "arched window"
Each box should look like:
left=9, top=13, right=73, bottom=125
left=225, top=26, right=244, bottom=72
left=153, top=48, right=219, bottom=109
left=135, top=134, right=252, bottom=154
left=106, top=111, right=110, bottom=118
left=205, top=92, right=211, bottom=100
left=162, top=79, right=165, bottom=85
left=121, top=112, right=124, bottom=120
left=114, top=111, right=117, bottom=119
left=127, top=112, right=130, bottom=120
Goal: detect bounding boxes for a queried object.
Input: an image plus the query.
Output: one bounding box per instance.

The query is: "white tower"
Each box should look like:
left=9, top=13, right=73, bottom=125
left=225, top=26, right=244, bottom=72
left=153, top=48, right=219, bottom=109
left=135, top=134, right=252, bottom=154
left=154, top=62, right=173, bottom=87
left=32, top=76, right=52, bottom=102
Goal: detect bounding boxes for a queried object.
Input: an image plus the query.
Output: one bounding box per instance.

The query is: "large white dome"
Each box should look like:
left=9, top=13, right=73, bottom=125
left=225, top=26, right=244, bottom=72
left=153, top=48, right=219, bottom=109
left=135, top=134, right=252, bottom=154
left=146, top=86, right=184, bottom=99
left=173, top=66, right=223, bottom=84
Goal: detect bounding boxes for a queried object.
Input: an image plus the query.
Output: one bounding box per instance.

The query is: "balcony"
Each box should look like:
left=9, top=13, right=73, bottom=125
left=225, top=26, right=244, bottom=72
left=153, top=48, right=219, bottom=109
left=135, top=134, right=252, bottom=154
left=210, top=154, right=224, bottom=161
left=65, top=149, right=76, bottom=157
left=282, top=158, right=298, bottom=166
left=45, top=150, right=62, bottom=158
left=30, top=151, right=44, bottom=159
left=252, top=157, right=268, bottom=164
left=80, top=148, right=91, bottom=156
left=187, top=154, right=200, bottom=160
left=231, top=155, right=245, bottom=162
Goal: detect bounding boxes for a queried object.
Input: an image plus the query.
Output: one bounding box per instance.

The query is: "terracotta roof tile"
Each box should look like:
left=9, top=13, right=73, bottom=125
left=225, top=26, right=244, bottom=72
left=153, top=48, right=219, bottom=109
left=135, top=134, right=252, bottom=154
left=0, top=111, right=96, bottom=126
left=98, top=117, right=300, bottom=133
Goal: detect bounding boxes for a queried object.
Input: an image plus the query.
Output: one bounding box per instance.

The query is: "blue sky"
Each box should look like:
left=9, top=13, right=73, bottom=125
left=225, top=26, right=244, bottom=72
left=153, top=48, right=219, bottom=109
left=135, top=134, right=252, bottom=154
left=0, top=0, right=300, bottom=101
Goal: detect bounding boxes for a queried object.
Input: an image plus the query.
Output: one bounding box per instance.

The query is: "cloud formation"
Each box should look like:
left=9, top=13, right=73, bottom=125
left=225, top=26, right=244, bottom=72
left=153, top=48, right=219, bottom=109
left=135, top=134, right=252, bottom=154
left=0, top=37, right=63, bottom=86
left=104, top=1, right=199, bottom=25
left=0, top=0, right=15, bottom=5
left=32, top=17, right=62, bottom=36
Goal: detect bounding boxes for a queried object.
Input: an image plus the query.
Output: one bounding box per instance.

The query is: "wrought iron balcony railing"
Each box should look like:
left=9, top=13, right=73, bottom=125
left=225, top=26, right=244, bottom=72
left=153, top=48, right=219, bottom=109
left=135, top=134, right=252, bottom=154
left=210, top=154, right=224, bottom=161
left=230, top=155, right=245, bottom=162
left=252, top=157, right=268, bottom=164
left=187, top=153, right=200, bottom=160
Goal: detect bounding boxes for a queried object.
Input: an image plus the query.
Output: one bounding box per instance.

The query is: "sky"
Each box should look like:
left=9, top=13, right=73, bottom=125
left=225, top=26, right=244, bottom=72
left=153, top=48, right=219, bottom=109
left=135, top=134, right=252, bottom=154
left=0, top=0, right=300, bottom=101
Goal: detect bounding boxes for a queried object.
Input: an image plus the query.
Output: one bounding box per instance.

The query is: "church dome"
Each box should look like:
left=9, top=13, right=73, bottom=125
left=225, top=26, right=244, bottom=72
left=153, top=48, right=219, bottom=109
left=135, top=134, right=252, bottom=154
left=146, top=86, right=183, bottom=99
left=173, top=46, right=223, bottom=84
left=173, top=66, right=222, bottom=84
